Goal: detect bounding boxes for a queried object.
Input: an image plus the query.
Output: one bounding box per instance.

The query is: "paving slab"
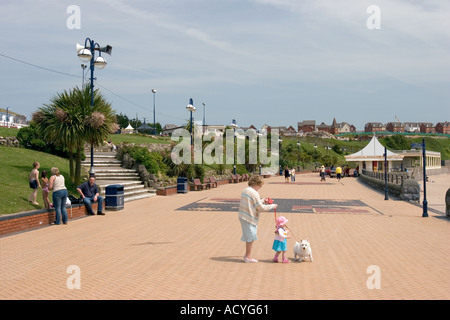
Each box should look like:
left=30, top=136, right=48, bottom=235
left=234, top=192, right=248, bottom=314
left=0, top=173, right=449, bottom=300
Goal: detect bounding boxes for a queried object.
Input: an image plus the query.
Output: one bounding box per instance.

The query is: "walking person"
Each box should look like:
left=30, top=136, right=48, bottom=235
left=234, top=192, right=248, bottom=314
left=48, top=167, right=68, bottom=225
left=238, top=175, right=277, bottom=263
left=284, top=166, right=290, bottom=183
left=336, top=165, right=343, bottom=182
left=320, top=165, right=326, bottom=181
left=272, top=216, right=291, bottom=263
left=291, top=167, right=296, bottom=182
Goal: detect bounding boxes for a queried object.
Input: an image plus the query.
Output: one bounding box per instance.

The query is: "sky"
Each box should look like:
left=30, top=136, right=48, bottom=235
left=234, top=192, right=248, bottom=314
left=0, top=0, right=449, bottom=131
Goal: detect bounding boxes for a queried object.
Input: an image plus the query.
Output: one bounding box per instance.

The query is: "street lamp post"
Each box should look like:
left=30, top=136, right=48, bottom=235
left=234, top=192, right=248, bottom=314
left=152, top=89, right=157, bottom=135
left=77, top=38, right=112, bottom=177
left=6, top=107, right=10, bottom=128
left=384, top=146, right=389, bottom=200
left=422, top=139, right=428, bottom=217
left=297, top=141, right=301, bottom=171
left=314, top=144, right=318, bottom=168
left=279, top=138, right=283, bottom=175
left=202, top=102, right=206, bottom=134
left=186, top=98, right=196, bottom=146
left=231, top=119, right=238, bottom=175
left=81, top=64, right=87, bottom=87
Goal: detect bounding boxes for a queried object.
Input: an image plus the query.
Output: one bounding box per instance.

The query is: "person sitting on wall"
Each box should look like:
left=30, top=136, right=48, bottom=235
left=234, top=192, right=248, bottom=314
left=77, top=176, right=104, bottom=215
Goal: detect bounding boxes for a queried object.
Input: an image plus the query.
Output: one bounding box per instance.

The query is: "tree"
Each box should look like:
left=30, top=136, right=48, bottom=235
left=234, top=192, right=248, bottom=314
left=33, top=85, right=118, bottom=185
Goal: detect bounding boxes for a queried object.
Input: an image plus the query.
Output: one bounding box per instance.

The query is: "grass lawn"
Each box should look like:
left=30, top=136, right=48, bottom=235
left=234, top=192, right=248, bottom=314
left=0, top=146, right=79, bottom=215
left=0, top=127, right=19, bottom=137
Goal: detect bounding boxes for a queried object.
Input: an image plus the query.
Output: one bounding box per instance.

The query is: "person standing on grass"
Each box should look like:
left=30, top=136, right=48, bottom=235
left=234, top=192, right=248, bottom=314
left=238, top=175, right=277, bottom=263
left=28, top=161, right=41, bottom=205
left=41, top=170, right=51, bottom=209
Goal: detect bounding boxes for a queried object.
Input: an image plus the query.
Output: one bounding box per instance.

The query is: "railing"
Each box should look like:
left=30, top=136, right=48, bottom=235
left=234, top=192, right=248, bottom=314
left=361, top=169, right=409, bottom=185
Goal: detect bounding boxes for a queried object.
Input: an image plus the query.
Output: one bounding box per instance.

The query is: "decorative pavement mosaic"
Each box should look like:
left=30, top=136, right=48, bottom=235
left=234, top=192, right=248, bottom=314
left=176, top=198, right=383, bottom=215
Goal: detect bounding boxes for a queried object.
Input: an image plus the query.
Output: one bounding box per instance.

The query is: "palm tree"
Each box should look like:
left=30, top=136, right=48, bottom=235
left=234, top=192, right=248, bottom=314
left=79, top=85, right=117, bottom=155
left=33, top=89, right=82, bottom=183
left=33, top=85, right=118, bottom=185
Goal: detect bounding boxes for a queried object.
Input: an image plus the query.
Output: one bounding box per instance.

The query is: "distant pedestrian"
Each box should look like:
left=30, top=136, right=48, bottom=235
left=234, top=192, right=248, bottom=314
left=291, top=168, right=296, bottom=182
left=284, top=166, right=290, bottom=183
left=336, top=165, right=342, bottom=181
left=48, top=167, right=68, bottom=225
left=320, top=165, right=326, bottom=181
left=28, top=161, right=41, bottom=205
left=238, top=175, right=278, bottom=263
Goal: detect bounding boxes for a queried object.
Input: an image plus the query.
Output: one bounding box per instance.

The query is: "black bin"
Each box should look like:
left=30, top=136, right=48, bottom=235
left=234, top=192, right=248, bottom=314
left=105, top=184, right=124, bottom=210
left=177, top=177, right=188, bottom=194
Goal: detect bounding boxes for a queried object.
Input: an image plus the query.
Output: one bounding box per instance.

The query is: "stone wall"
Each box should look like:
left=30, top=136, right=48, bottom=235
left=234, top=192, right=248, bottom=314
left=0, top=136, right=19, bottom=147
left=359, top=171, right=421, bottom=202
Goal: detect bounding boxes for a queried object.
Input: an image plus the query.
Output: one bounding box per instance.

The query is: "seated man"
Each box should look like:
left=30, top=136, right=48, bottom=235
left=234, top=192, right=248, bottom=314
left=77, top=176, right=104, bottom=215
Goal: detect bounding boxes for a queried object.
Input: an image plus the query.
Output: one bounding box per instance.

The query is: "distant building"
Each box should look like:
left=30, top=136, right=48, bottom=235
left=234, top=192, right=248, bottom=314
left=268, top=126, right=287, bottom=134
left=205, top=124, right=226, bottom=134
left=283, top=126, right=297, bottom=136
left=336, top=122, right=354, bottom=134
left=121, top=123, right=135, bottom=134
left=404, top=122, right=421, bottom=133
left=137, top=122, right=154, bottom=133
left=345, top=135, right=441, bottom=173
left=420, top=122, right=435, bottom=134
left=161, top=124, right=178, bottom=136
left=0, top=108, right=27, bottom=128
left=316, top=122, right=330, bottom=132
left=240, top=125, right=257, bottom=132
left=364, top=122, right=385, bottom=133
left=386, top=122, right=405, bottom=133
left=329, top=118, right=339, bottom=134
left=435, top=121, right=450, bottom=134
left=297, top=120, right=316, bottom=133
left=260, top=124, right=270, bottom=134
left=316, top=118, right=344, bottom=135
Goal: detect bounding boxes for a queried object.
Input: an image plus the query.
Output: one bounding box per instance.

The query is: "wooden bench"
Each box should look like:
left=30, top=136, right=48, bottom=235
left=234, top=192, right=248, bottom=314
left=205, top=177, right=218, bottom=188
left=193, top=178, right=209, bottom=191
left=230, top=175, right=238, bottom=183
left=242, top=173, right=249, bottom=181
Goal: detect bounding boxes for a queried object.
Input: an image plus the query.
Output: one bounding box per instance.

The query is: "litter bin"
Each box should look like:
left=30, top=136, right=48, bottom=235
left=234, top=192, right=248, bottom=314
left=177, top=177, right=188, bottom=194
left=105, top=184, right=124, bottom=210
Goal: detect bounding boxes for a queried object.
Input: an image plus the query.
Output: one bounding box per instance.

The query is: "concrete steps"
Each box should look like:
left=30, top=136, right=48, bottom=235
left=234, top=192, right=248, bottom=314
left=82, top=152, right=156, bottom=203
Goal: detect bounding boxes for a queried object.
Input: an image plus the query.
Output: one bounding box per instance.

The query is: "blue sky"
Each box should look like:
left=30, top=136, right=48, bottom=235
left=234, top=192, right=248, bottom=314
left=0, top=0, right=449, bottom=131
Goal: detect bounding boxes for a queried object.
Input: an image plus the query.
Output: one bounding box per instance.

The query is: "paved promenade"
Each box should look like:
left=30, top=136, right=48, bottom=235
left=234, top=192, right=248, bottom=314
left=1, top=173, right=449, bottom=300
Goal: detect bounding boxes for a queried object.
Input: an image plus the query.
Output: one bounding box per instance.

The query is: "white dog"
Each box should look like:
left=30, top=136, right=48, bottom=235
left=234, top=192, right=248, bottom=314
left=293, top=240, right=313, bottom=262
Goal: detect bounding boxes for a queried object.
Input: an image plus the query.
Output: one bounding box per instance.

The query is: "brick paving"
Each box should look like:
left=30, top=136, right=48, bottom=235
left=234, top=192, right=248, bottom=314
left=0, top=173, right=449, bottom=300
